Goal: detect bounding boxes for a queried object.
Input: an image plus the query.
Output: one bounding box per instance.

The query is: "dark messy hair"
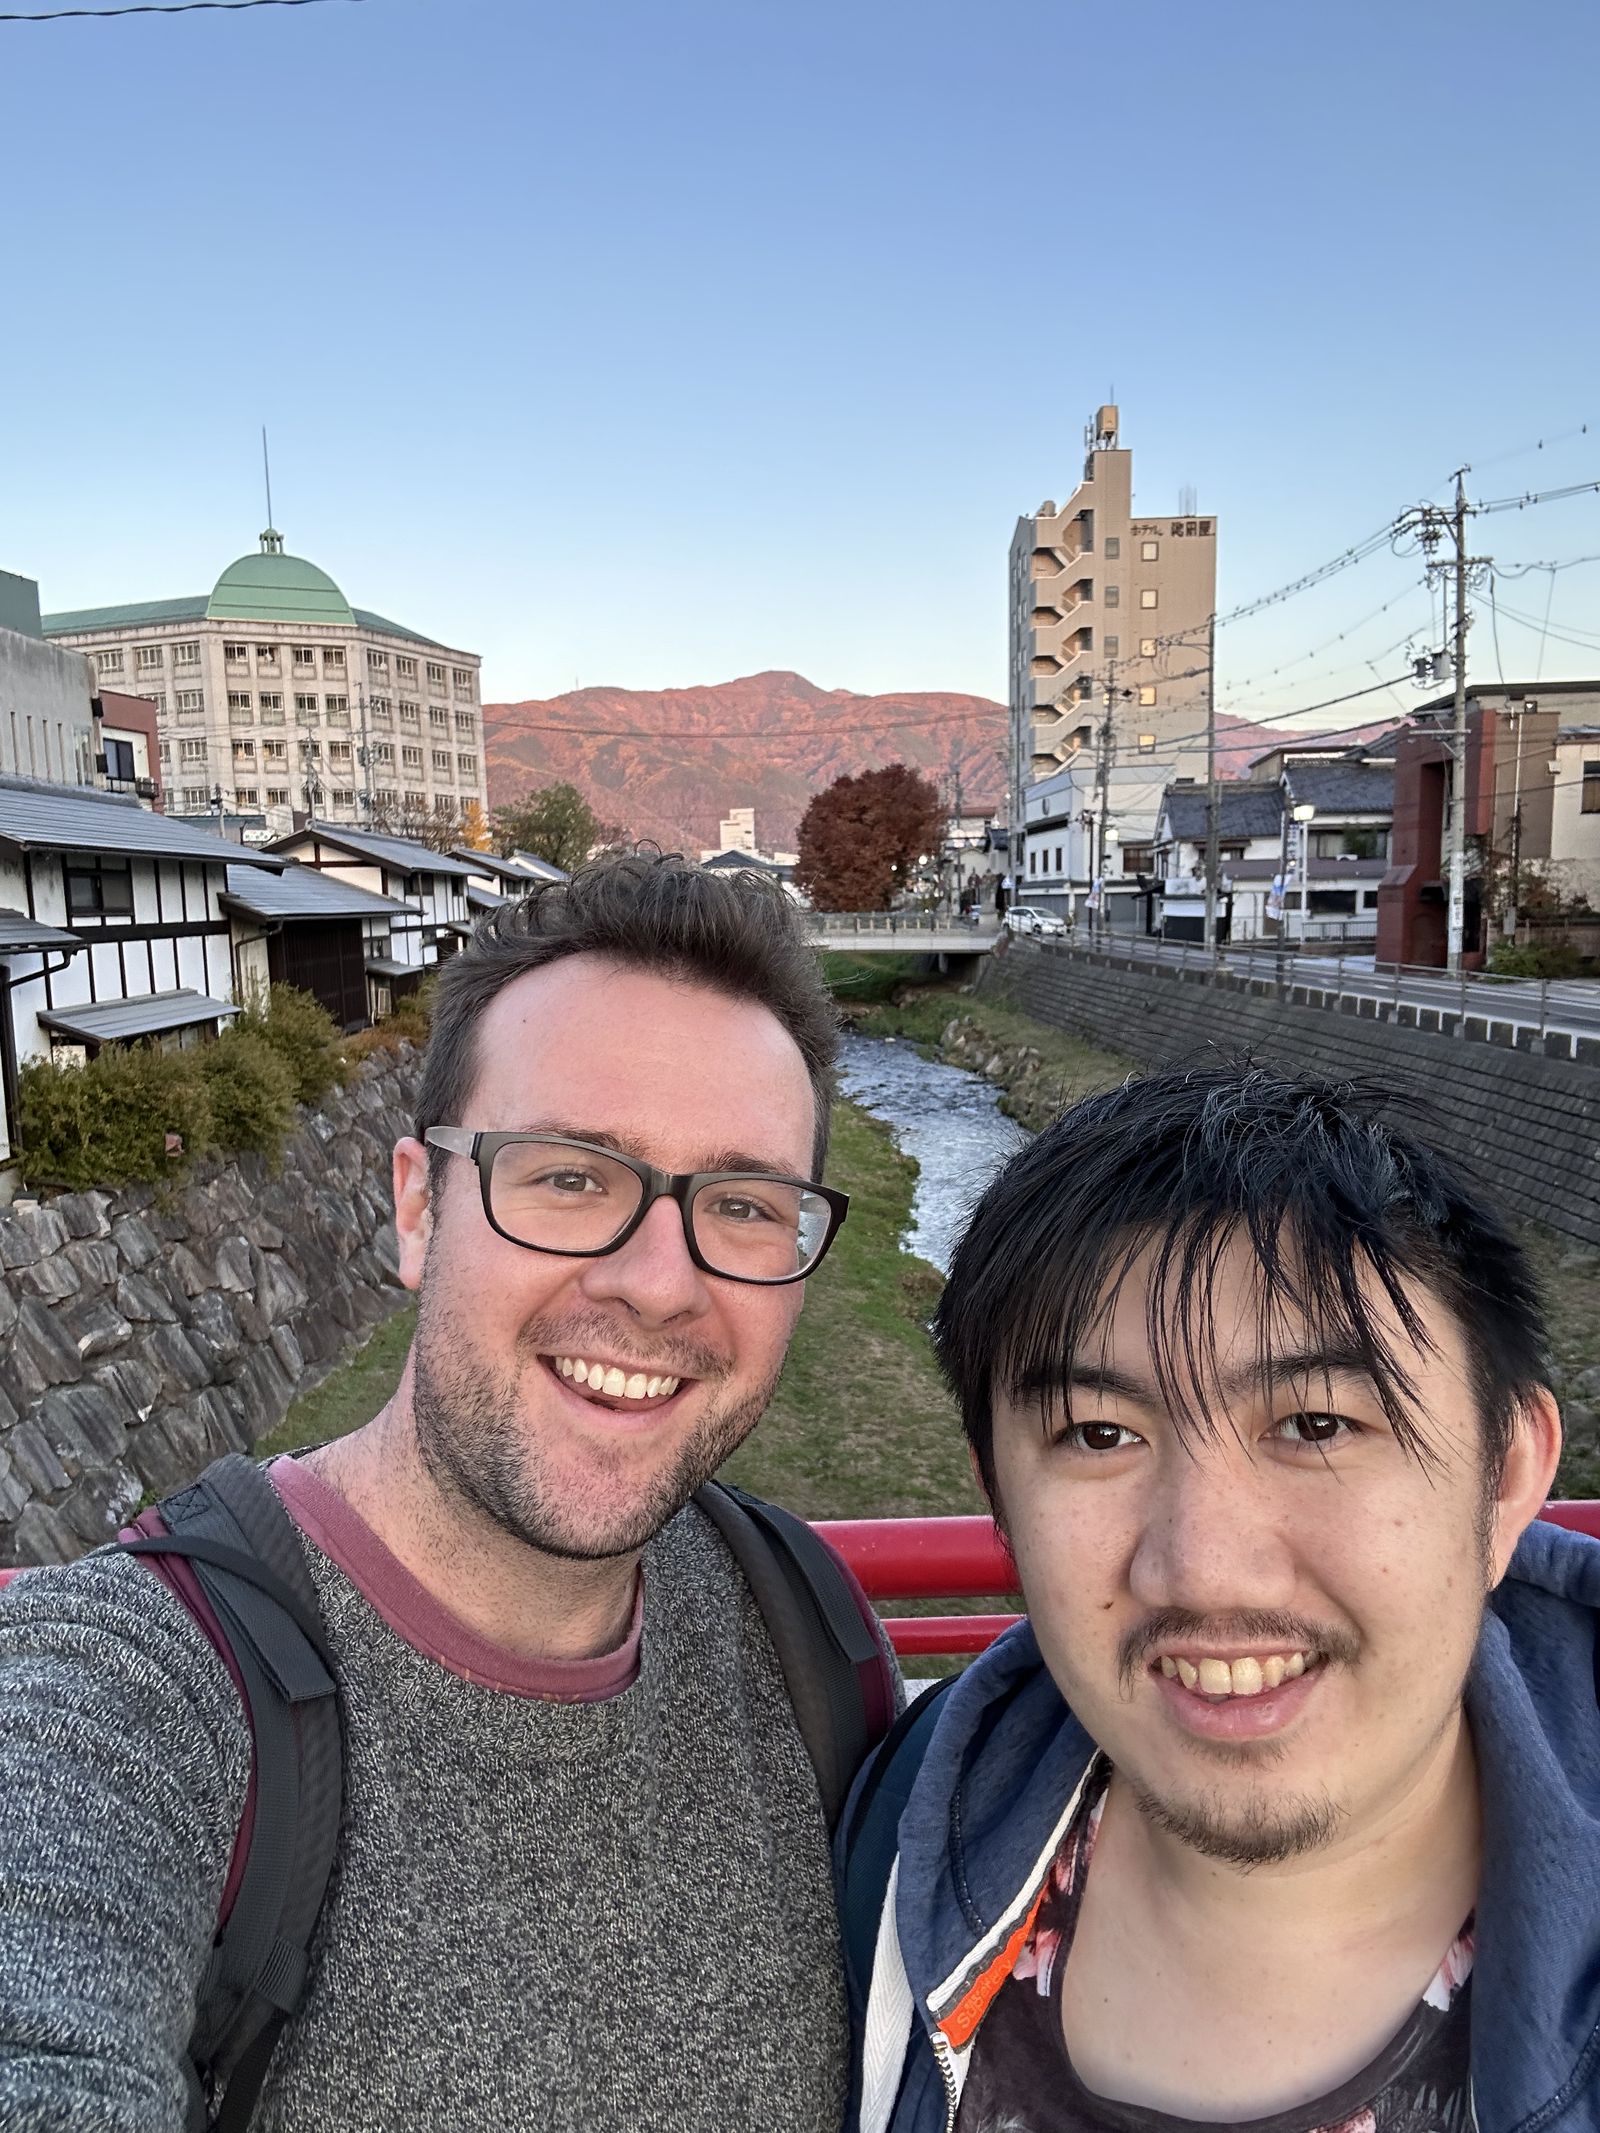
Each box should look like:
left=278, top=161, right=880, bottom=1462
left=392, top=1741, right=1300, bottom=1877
left=415, top=851, right=839, bottom=1176
left=934, top=1064, right=1552, bottom=1500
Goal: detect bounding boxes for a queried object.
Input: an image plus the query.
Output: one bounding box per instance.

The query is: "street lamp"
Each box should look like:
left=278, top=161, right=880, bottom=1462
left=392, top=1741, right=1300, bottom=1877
left=1291, top=803, right=1316, bottom=948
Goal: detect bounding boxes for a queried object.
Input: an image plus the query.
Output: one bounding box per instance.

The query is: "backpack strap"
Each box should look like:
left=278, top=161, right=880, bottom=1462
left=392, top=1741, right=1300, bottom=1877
left=693, top=1479, right=897, bottom=1828
left=836, top=1676, right=957, bottom=2004
left=121, top=1454, right=343, bottom=2133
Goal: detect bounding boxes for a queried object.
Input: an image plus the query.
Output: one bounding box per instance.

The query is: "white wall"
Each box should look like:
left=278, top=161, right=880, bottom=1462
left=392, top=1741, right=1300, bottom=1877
left=0, top=628, right=95, bottom=785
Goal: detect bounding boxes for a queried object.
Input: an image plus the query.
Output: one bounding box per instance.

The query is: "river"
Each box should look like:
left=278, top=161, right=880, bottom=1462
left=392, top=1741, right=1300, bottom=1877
left=836, top=1029, right=1025, bottom=1274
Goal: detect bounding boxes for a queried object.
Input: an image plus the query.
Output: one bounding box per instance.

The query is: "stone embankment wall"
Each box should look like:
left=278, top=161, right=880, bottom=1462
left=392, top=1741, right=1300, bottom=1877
left=976, top=942, right=1600, bottom=1248
left=0, top=1050, right=420, bottom=1568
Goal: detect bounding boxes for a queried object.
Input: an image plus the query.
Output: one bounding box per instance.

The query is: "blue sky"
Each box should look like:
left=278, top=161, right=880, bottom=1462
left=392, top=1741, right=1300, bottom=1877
left=5, top=0, right=1599, bottom=721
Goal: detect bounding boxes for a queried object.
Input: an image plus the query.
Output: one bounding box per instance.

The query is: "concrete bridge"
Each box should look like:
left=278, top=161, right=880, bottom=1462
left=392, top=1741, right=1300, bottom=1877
left=804, top=912, right=1002, bottom=979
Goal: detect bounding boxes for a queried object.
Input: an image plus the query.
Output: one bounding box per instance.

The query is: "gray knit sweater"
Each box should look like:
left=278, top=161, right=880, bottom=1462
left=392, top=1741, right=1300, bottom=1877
left=0, top=1479, right=849, bottom=2132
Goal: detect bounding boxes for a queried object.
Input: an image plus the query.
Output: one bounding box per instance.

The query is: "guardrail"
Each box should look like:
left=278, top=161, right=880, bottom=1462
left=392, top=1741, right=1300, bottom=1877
left=806, top=911, right=1003, bottom=937
left=4, top=1502, right=1596, bottom=1656
left=1044, top=935, right=1600, bottom=1055
left=817, top=1501, right=1600, bottom=1657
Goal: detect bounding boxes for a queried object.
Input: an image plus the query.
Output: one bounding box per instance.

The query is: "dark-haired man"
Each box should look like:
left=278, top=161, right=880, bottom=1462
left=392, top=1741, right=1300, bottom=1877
left=0, top=855, right=894, bottom=2132
left=844, top=1066, right=1598, bottom=2133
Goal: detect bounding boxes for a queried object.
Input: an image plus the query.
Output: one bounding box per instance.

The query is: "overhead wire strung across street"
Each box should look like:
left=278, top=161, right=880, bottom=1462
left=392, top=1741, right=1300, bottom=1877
left=0, top=0, right=360, bottom=18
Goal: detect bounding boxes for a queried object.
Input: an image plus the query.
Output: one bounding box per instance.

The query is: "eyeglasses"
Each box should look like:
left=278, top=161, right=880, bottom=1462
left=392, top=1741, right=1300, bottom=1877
left=423, top=1129, right=849, bottom=1286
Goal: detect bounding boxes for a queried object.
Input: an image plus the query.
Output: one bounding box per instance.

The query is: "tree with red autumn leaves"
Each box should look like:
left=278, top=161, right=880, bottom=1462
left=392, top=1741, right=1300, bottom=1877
left=794, top=763, right=947, bottom=912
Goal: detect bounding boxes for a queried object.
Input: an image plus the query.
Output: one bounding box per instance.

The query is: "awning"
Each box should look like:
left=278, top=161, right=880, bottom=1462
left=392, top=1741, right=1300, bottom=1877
left=39, top=988, right=239, bottom=1045
left=364, top=957, right=416, bottom=980
left=0, top=909, right=83, bottom=953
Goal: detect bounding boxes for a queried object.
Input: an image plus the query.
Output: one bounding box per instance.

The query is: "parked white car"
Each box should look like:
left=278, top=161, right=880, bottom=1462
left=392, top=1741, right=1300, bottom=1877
left=1003, top=905, right=1067, bottom=938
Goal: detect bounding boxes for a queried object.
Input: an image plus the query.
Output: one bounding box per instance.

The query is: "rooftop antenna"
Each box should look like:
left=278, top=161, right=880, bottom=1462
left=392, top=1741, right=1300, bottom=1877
left=260, top=427, right=282, bottom=554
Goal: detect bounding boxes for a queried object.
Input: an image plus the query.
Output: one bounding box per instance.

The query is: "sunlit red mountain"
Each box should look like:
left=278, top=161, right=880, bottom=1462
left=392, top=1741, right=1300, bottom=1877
left=483, top=670, right=1317, bottom=854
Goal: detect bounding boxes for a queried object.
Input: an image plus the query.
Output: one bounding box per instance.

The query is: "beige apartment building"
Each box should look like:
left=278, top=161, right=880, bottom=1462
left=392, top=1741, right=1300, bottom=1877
left=1008, top=406, right=1217, bottom=863
left=43, top=532, right=485, bottom=841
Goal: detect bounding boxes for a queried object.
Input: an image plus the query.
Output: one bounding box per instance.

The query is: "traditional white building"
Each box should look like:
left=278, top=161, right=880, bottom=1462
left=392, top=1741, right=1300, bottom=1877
left=266, top=822, right=476, bottom=1018
left=0, top=777, right=281, bottom=1168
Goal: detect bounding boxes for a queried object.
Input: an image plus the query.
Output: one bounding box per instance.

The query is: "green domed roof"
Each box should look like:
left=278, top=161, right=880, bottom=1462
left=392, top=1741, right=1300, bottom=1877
left=206, top=531, right=356, bottom=627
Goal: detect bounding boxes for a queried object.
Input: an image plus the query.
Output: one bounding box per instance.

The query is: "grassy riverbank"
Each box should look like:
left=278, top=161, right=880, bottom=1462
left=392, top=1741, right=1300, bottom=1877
left=261, top=1097, right=976, bottom=1518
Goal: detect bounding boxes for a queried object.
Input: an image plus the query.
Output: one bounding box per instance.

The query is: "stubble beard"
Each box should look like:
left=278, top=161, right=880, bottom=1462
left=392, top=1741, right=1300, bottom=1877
left=409, top=1285, right=782, bottom=1562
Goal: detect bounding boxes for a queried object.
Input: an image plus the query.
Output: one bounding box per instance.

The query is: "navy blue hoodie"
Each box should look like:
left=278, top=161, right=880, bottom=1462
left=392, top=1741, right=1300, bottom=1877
left=850, top=1521, right=1600, bottom=2133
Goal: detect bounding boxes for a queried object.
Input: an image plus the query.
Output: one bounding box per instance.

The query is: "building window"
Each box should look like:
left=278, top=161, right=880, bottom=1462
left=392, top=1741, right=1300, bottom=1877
left=1140, top=540, right=1159, bottom=561
left=175, top=689, right=204, bottom=714
left=266, top=787, right=290, bottom=807
left=399, top=699, right=421, bottom=725
left=1137, top=732, right=1157, bottom=753
left=402, top=745, right=423, bottom=769
left=332, top=788, right=355, bottom=810
left=369, top=695, right=392, bottom=722
left=102, top=736, right=136, bottom=782
left=430, top=706, right=449, bottom=730
left=373, top=742, right=394, bottom=766
left=1103, top=537, right=1120, bottom=560
left=324, top=692, right=348, bottom=716
left=453, top=709, right=475, bottom=734
left=457, top=753, right=477, bottom=778
left=367, top=649, right=389, bottom=675
left=1103, top=585, right=1120, bottom=608
left=1139, top=637, right=1158, bottom=658
left=136, top=646, right=163, bottom=671
left=1138, top=685, right=1157, bottom=707
left=396, top=655, right=418, bottom=680
left=328, top=742, right=353, bottom=767
left=1028, top=851, right=1037, bottom=876
left=375, top=788, right=398, bottom=810
left=236, top=786, right=259, bottom=807
left=452, top=667, right=473, bottom=693
left=1139, top=588, right=1159, bottom=609
left=426, top=662, right=447, bottom=688
left=228, top=691, right=253, bottom=718
left=1584, top=759, right=1600, bottom=814
left=233, top=739, right=255, bottom=761
left=172, top=642, right=201, bottom=670
left=295, top=693, right=319, bottom=716
left=323, top=647, right=346, bottom=673
left=1104, top=636, right=1120, bottom=656
left=140, top=692, right=165, bottom=715
left=432, top=749, right=451, bottom=773
left=95, top=648, right=123, bottom=676
left=256, top=644, right=280, bottom=666
left=259, top=693, right=285, bottom=722
left=434, top=794, right=455, bottom=818
left=225, top=642, right=249, bottom=665
left=262, top=740, right=288, bottom=764
left=292, top=646, right=317, bottom=672
left=179, top=738, right=207, bottom=764
left=182, top=786, right=209, bottom=812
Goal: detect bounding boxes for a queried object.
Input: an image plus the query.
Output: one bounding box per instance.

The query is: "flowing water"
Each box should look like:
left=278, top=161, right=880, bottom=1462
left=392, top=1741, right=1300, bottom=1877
left=836, top=1029, right=1025, bottom=1274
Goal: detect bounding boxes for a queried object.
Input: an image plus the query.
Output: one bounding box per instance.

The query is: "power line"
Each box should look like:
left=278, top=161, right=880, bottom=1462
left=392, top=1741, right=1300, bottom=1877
left=0, top=0, right=359, bottom=17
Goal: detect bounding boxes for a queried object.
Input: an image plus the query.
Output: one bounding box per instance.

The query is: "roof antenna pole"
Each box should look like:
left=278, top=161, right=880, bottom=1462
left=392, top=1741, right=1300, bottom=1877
left=262, top=426, right=274, bottom=530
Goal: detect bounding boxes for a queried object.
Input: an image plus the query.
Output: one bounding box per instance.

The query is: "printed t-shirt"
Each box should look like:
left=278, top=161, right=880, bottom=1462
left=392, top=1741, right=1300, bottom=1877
left=957, top=1766, right=1474, bottom=2133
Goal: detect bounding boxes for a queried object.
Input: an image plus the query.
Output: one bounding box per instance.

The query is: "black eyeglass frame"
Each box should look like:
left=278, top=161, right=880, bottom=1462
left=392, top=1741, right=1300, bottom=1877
left=423, top=1128, right=850, bottom=1287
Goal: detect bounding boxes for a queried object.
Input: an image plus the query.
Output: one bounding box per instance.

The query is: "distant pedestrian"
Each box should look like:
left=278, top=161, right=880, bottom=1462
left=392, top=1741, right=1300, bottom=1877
left=0, top=854, right=897, bottom=2132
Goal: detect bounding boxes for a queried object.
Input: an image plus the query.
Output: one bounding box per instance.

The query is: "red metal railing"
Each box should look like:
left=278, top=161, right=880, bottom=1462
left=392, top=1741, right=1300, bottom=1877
left=3, top=1503, right=1598, bottom=1656
left=821, top=1500, right=1600, bottom=1658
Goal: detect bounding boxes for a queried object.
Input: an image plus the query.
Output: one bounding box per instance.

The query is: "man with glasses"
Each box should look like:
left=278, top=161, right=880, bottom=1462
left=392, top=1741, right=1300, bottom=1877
left=0, top=854, right=890, bottom=2132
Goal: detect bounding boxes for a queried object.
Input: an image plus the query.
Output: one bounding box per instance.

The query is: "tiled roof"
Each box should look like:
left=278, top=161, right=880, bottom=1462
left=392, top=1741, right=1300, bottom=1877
left=0, top=909, right=83, bottom=952
left=220, top=860, right=409, bottom=923
left=0, top=778, right=282, bottom=868
left=1161, top=785, right=1283, bottom=841
left=39, top=988, right=238, bottom=1043
left=269, top=823, right=477, bottom=879
left=41, top=597, right=453, bottom=653
left=1282, top=763, right=1395, bottom=813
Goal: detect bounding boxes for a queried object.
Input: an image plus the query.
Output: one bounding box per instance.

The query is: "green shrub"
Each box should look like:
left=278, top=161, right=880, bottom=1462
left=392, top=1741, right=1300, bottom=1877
left=200, top=1027, right=298, bottom=1157
left=18, top=1047, right=215, bottom=1192
left=242, top=983, right=349, bottom=1106
left=1486, top=941, right=1591, bottom=980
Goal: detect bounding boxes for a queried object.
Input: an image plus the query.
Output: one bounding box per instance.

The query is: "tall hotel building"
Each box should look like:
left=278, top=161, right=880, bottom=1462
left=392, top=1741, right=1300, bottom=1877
left=43, top=531, right=485, bottom=839
left=1007, top=406, right=1217, bottom=857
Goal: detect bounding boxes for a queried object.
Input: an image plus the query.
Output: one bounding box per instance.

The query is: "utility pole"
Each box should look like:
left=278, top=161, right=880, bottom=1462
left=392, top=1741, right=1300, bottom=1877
left=1444, top=471, right=1471, bottom=973
left=355, top=691, right=375, bottom=821
left=1093, top=661, right=1122, bottom=941
left=1202, top=610, right=1220, bottom=953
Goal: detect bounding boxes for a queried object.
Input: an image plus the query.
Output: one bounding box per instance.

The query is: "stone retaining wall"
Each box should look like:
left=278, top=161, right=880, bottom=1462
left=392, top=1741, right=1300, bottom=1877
left=978, top=943, right=1600, bottom=1247
left=0, top=1049, right=421, bottom=1567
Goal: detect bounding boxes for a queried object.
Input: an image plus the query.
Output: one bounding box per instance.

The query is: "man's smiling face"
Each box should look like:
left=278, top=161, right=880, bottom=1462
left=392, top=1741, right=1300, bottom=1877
left=393, top=953, right=818, bottom=1560
left=989, top=1236, right=1531, bottom=1868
